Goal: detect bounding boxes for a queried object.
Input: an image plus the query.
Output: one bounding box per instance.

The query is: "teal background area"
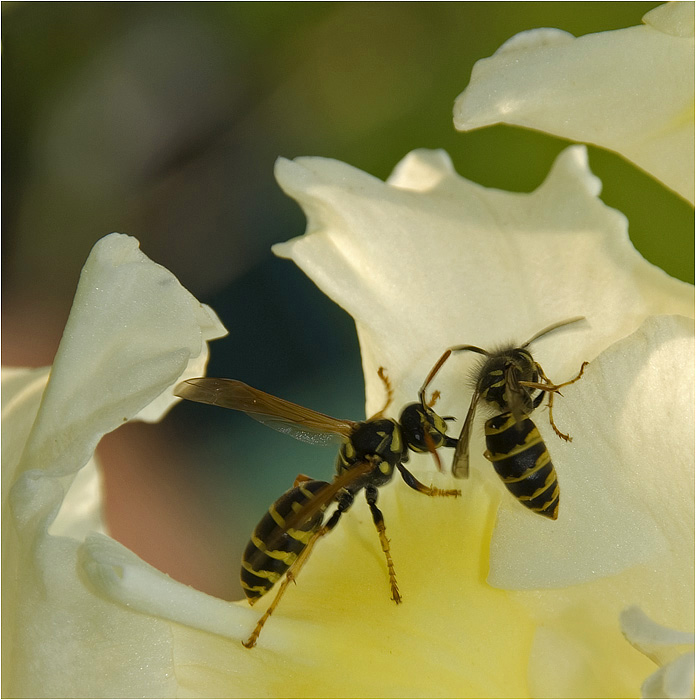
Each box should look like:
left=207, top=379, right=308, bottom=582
left=3, top=2, right=692, bottom=600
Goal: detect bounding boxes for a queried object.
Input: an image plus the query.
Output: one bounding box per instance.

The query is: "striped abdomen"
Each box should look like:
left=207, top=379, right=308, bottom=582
left=484, top=412, right=559, bottom=520
left=241, top=479, right=329, bottom=603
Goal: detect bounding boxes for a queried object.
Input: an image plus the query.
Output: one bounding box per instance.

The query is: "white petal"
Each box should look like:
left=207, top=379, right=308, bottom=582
left=274, top=147, right=692, bottom=416
left=622, top=606, right=696, bottom=699
left=621, top=606, right=694, bottom=664
left=272, top=150, right=693, bottom=697
left=48, top=456, right=105, bottom=538
left=80, top=533, right=252, bottom=640
left=1, top=366, right=51, bottom=496
left=643, top=2, right=695, bottom=38
left=489, top=315, right=694, bottom=593
left=454, top=4, right=695, bottom=203
left=642, top=653, right=695, bottom=699
left=17, top=233, right=226, bottom=480
left=3, top=233, right=229, bottom=697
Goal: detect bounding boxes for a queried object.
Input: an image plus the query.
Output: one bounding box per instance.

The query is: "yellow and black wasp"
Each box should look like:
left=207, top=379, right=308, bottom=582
left=420, top=317, right=588, bottom=520
left=175, top=368, right=460, bottom=647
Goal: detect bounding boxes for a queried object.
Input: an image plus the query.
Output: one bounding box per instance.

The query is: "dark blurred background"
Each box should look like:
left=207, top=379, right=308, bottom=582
left=3, top=2, right=692, bottom=600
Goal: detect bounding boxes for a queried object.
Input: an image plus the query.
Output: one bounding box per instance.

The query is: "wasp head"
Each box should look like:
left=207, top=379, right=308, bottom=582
left=399, top=402, right=456, bottom=454
left=479, top=347, right=538, bottom=415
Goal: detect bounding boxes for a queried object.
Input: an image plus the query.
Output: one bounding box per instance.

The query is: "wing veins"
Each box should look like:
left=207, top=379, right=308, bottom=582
left=452, top=385, right=480, bottom=479
left=175, top=378, right=358, bottom=438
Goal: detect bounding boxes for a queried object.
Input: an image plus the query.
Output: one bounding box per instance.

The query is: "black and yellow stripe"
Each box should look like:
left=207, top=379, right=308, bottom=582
left=484, top=411, right=559, bottom=520
left=335, top=418, right=403, bottom=481
left=240, top=479, right=329, bottom=602
left=479, top=349, right=537, bottom=412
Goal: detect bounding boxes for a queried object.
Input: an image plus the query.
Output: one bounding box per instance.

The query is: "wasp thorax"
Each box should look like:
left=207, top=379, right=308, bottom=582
left=340, top=418, right=407, bottom=469
left=478, top=348, right=538, bottom=412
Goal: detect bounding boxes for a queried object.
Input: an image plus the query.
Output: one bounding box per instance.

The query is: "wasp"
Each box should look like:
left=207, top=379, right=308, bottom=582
left=175, top=368, right=460, bottom=647
left=420, top=317, right=589, bottom=520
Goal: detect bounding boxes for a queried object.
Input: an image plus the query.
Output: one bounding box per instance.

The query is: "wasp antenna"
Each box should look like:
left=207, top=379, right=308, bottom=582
left=419, top=349, right=452, bottom=405
left=371, top=366, right=394, bottom=418
left=521, top=316, right=586, bottom=348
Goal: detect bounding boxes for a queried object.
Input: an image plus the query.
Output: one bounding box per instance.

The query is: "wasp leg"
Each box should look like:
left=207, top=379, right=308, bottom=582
left=550, top=361, right=589, bottom=391
left=443, top=433, right=458, bottom=449
left=364, top=485, right=401, bottom=604
left=242, top=526, right=327, bottom=648
left=546, top=391, right=571, bottom=441
left=521, top=361, right=589, bottom=441
left=242, top=492, right=352, bottom=649
left=396, top=462, right=461, bottom=497
left=369, top=367, right=394, bottom=420
left=545, top=361, right=588, bottom=441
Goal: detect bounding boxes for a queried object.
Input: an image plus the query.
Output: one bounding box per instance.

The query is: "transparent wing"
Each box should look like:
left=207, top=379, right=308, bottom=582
left=175, top=378, right=358, bottom=446
left=503, top=363, right=530, bottom=426
left=283, top=460, right=375, bottom=531
left=451, top=386, right=480, bottom=479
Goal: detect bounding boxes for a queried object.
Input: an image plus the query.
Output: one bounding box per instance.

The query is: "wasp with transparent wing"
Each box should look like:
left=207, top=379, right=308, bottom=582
left=175, top=368, right=460, bottom=648
left=420, top=317, right=589, bottom=520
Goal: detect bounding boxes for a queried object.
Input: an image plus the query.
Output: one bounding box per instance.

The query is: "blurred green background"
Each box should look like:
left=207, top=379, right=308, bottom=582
left=3, top=2, right=692, bottom=600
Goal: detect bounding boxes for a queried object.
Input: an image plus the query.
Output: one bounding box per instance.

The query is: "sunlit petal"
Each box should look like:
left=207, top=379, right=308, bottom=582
left=490, top=315, right=694, bottom=593
left=621, top=606, right=695, bottom=699
left=454, top=3, right=695, bottom=203
left=272, top=149, right=693, bottom=697
left=274, top=146, right=692, bottom=413
left=3, top=233, right=228, bottom=697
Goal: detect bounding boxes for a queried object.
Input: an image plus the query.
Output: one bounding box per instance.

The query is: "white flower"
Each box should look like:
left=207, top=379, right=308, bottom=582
left=4, top=147, right=693, bottom=696
left=6, top=2, right=695, bottom=689
left=271, top=146, right=693, bottom=696
left=453, top=2, right=695, bottom=204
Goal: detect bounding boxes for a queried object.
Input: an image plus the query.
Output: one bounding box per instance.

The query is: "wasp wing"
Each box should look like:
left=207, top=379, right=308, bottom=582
left=451, top=385, right=480, bottom=479
left=503, top=363, right=531, bottom=426
left=282, top=461, right=375, bottom=532
left=175, top=378, right=358, bottom=446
